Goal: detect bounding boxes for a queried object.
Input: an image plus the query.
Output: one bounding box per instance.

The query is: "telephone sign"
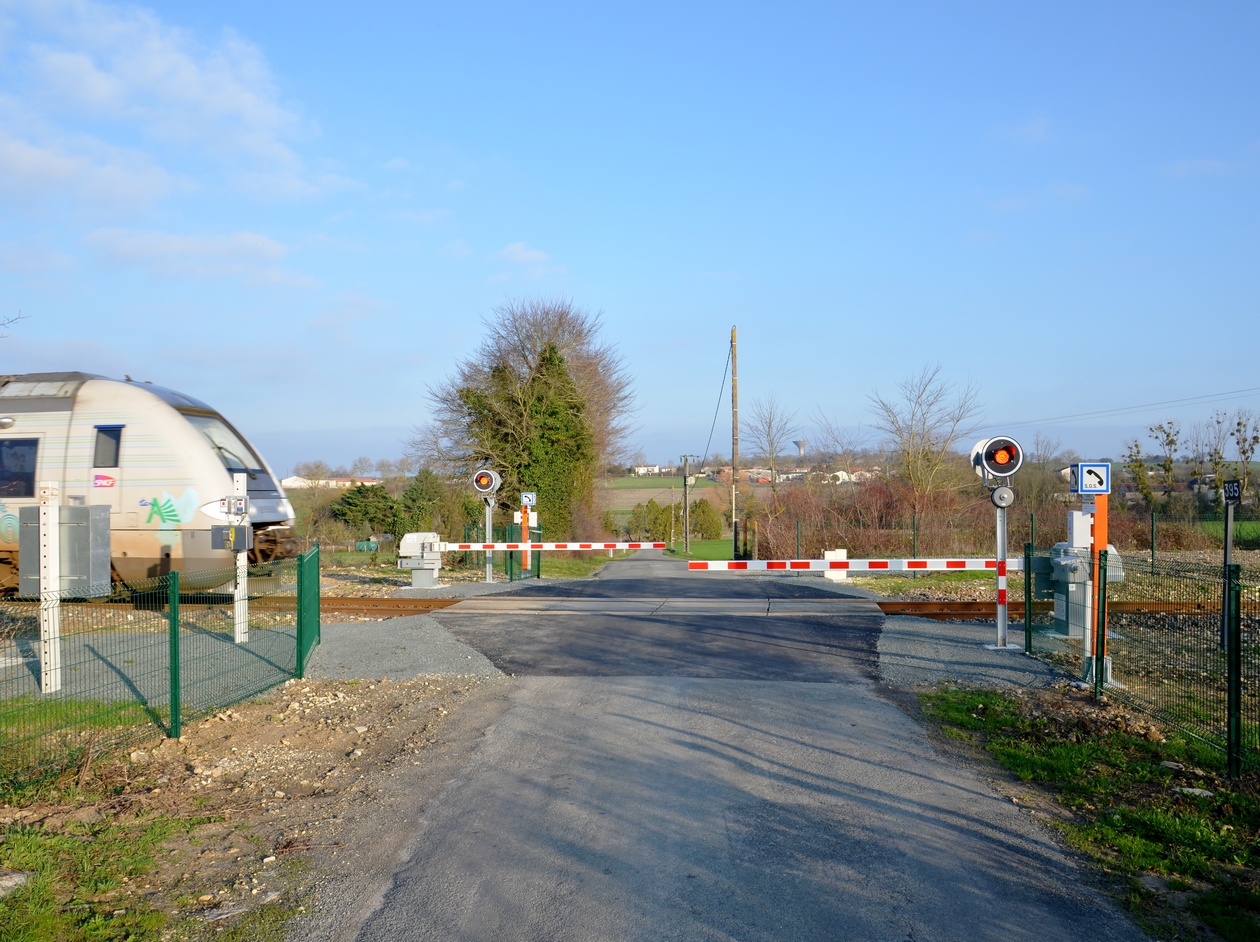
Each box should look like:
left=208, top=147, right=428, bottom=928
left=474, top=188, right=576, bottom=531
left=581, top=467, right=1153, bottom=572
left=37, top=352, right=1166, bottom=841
left=1070, top=463, right=1111, bottom=495
left=521, top=492, right=537, bottom=506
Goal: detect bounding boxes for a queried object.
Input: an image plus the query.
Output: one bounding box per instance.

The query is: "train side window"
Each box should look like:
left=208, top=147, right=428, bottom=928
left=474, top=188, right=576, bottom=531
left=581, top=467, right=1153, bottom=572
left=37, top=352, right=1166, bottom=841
left=93, top=427, right=123, bottom=468
left=0, top=439, right=38, bottom=498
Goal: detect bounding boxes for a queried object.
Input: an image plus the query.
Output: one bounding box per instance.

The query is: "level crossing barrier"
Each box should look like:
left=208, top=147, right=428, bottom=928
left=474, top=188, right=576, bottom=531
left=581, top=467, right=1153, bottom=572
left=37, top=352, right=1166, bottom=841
left=440, top=541, right=668, bottom=552
left=686, top=557, right=1023, bottom=572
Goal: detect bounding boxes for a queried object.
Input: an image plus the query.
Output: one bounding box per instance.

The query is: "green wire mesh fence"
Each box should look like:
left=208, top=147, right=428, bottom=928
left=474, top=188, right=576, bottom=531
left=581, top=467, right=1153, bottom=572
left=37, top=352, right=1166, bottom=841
left=0, top=545, right=321, bottom=790
left=1023, top=544, right=1259, bottom=772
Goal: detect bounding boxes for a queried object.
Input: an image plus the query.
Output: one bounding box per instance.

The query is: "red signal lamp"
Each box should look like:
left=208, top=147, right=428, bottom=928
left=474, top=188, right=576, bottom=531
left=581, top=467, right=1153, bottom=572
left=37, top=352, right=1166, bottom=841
left=472, top=468, right=502, bottom=494
left=980, top=437, right=1023, bottom=477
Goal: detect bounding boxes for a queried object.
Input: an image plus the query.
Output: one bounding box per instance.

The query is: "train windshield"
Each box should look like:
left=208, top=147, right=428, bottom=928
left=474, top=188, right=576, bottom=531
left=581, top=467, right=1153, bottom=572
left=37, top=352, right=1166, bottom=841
left=180, top=413, right=266, bottom=478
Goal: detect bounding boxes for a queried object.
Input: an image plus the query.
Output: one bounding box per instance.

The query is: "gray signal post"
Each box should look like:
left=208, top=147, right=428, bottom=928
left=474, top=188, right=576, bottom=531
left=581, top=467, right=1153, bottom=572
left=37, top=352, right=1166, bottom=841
left=472, top=469, right=502, bottom=583
left=681, top=454, right=698, bottom=555
left=972, top=436, right=1024, bottom=649
left=1222, top=479, right=1242, bottom=649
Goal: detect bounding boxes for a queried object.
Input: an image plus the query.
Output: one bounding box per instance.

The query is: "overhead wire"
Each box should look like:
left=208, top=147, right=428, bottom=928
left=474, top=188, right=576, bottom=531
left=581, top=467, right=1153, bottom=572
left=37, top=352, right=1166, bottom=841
left=994, top=385, right=1260, bottom=430
left=699, top=344, right=731, bottom=470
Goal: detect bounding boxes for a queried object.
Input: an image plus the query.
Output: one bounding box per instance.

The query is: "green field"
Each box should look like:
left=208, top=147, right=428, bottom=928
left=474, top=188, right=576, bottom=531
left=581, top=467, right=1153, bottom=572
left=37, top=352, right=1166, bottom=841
left=1199, top=520, right=1260, bottom=543
left=664, top=539, right=735, bottom=561
left=604, top=476, right=716, bottom=490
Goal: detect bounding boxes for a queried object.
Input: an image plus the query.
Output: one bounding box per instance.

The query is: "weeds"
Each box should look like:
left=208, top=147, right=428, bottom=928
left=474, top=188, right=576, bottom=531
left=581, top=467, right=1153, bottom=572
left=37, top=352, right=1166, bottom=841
left=921, top=686, right=1260, bottom=941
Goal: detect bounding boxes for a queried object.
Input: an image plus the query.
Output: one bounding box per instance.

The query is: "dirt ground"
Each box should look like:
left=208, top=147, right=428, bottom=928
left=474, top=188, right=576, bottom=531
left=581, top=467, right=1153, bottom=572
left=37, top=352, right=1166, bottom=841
left=0, top=672, right=510, bottom=939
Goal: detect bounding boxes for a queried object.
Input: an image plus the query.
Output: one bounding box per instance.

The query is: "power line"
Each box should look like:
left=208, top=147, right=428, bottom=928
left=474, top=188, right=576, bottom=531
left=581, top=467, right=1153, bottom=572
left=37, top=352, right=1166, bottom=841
left=994, top=386, right=1260, bottom=430
left=699, top=344, right=731, bottom=469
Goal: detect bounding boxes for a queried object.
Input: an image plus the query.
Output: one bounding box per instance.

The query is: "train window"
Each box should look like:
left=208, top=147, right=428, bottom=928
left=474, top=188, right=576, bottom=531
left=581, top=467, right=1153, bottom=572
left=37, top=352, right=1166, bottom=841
left=180, top=413, right=265, bottom=476
left=93, top=427, right=123, bottom=467
left=0, top=439, right=38, bottom=498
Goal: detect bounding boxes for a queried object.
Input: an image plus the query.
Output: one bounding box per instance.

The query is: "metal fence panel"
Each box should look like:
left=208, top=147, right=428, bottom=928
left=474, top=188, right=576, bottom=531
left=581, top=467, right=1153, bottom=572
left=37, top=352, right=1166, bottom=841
left=0, top=555, right=320, bottom=790
left=1024, top=545, right=1259, bottom=770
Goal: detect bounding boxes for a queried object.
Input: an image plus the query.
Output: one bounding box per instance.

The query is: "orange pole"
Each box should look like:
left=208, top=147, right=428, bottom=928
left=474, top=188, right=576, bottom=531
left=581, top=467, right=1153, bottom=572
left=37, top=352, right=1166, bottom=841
left=1091, top=493, right=1109, bottom=657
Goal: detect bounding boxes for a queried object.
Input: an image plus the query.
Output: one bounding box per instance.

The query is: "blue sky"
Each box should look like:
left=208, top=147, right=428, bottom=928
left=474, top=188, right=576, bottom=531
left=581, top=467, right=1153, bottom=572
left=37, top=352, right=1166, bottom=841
left=1, top=1, right=1257, bottom=474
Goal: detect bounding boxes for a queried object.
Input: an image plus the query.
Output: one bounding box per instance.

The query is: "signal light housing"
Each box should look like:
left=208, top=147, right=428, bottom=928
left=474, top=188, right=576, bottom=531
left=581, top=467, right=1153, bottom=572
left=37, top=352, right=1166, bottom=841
left=472, top=468, right=502, bottom=494
left=980, top=437, right=1023, bottom=478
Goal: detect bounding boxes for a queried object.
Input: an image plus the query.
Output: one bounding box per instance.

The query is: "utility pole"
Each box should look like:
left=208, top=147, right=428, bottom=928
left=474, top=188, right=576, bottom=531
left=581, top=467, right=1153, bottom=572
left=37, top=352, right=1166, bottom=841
left=731, top=326, right=739, bottom=559
left=681, top=454, right=698, bottom=554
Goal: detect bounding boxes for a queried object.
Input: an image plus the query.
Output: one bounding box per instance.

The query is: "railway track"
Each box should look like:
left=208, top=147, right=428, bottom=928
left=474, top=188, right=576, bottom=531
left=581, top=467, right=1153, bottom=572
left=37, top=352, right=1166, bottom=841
left=296, top=597, right=1210, bottom=620
left=279, top=596, right=1058, bottom=620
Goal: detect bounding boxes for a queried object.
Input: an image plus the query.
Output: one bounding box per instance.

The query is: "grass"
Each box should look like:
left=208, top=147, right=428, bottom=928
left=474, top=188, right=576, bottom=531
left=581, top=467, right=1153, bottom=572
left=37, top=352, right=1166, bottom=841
left=539, top=551, right=635, bottom=579
left=603, top=476, right=717, bottom=490
left=920, top=686, right=1260, bottom=941
left=847, top=569, right=1023, bottom=597
left=1199, top=520, right=1260, bottom=543
left=0, top=811, right=174, bottom=941
left=664, top=540, right=736, bottom=561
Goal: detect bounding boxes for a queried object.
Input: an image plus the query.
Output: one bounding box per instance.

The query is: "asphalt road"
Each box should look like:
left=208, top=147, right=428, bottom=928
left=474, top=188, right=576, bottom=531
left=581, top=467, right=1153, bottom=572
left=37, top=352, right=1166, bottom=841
left=352, top=550, right=1147, bottom=942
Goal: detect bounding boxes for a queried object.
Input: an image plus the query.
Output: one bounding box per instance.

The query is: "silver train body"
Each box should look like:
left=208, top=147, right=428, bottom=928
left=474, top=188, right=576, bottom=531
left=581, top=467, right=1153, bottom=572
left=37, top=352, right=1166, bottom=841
left=0, top=372, right=298, bottom=592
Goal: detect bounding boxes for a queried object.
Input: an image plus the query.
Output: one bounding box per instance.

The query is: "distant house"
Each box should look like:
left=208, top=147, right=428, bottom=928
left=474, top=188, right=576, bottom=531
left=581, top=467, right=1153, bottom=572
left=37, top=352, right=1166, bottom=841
left=281, top=476, right=380, bottom=489
left=632, top=465, right=661, bottom=476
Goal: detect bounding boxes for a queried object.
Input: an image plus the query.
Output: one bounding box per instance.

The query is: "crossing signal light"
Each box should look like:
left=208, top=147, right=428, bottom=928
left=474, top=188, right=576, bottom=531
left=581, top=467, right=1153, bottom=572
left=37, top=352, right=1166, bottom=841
left=472, top=468, right=502, bottom=494
left=981, top=437, right=1023, bottom=478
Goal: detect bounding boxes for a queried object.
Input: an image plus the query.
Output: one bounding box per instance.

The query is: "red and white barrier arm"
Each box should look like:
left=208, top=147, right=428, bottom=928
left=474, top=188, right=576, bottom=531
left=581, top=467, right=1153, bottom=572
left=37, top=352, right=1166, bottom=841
left=438, top=542, right=668, bottom=552
left=687, top=558, right=1024, bottom=572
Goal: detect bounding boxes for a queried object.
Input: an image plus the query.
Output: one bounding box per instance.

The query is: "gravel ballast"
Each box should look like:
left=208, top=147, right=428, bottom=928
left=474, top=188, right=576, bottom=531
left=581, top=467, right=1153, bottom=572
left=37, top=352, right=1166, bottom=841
left=304, top=614, right=501, bottom=681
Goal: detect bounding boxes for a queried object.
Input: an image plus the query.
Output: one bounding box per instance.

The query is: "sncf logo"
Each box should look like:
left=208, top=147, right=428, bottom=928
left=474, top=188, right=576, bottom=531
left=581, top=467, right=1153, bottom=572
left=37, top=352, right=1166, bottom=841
left=93, top=474, right=116, bottom=488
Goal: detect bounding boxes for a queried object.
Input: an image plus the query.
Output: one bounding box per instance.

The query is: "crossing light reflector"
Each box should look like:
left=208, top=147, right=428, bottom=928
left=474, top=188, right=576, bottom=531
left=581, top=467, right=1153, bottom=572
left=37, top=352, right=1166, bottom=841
left=472, top=468, right=501, bottom=494
left=980, top=437, right=1023, bottom=478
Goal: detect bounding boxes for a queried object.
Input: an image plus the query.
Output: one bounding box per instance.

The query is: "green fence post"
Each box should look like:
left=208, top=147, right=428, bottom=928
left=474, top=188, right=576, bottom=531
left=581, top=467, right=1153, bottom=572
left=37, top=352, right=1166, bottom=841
left=1024, top=542, right=1033, bottom=654
left=1227, top=562, right=1242, bottom=779
left=168, top=570, right=181, bottom=739
left=796, top=519, right=801, bottom=561
left=1095, top=550, right=1108, bottom=700
left=1151, top=511, right=1156, bottom=575
left=296, top=551, right=307, bottom=680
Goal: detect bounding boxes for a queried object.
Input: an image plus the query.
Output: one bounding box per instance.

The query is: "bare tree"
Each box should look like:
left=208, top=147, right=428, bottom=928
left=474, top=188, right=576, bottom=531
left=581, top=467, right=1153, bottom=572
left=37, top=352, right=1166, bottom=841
left=1234, top=409, right=1260, bottom=502
left=1197, top=410, right=1232, bottom=506
left=414, top=297, right=635, bottom=475
left=742, top=394, right=799, bottom=509
left=292, top=460, right=332, bottom=481
left=350, top=456, right=375, bottom=478
left=1148, top=421, right=1180, bottom=502
left=1031, top=433, right=1062, bottom=470
left=0, top=311, right=25, bottom=339
left=867, top=365, right=980, bottom=515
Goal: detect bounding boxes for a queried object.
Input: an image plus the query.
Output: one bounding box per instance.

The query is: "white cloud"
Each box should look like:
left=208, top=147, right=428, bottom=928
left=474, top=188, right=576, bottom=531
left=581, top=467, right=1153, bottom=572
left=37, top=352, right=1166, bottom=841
left=0, top=238, right=76, bottom=273
left=988, top=196, right=1028, bottom=213
left=383, top=157, right=414, bottom=171
left=1052, top=182, right=1090, bottom=201
left=995, top=117, right=1051, bottom=144
left=395, top=208, right=449, bottom=224
left=305, top=292, right=393, bottom=332
left=0, top=126, right=171, bottom=206
left=1162, top=158, right=1230, bottom=178
left=84, top=227, right=316, bottom=286
left=500, top=241, right=549, bottom=264
left=498, top=241, right=566, bottom=279
left=441, top=239, right=474, bottom=258
left=2, top=0, right=319, bottom=200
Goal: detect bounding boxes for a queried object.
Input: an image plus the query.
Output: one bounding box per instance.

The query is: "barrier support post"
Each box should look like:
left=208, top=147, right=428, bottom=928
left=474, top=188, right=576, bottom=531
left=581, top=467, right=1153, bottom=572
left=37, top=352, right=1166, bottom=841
left=995, top=504, right=1008, bottom=647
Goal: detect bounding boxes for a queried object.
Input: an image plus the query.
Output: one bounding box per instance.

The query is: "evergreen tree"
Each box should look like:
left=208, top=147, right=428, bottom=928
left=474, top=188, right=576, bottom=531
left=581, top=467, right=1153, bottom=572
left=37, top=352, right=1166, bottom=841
left=333, top=484, right=400, bottom=536
left=457, top=343, right=595, bottom=537
left=401, top=468, right=445, bottom=531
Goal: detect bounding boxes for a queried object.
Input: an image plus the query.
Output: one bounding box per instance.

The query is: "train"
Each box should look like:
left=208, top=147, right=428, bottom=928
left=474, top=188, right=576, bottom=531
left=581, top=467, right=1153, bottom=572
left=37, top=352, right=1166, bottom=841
left=0, top=372, right=298, bottom=592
